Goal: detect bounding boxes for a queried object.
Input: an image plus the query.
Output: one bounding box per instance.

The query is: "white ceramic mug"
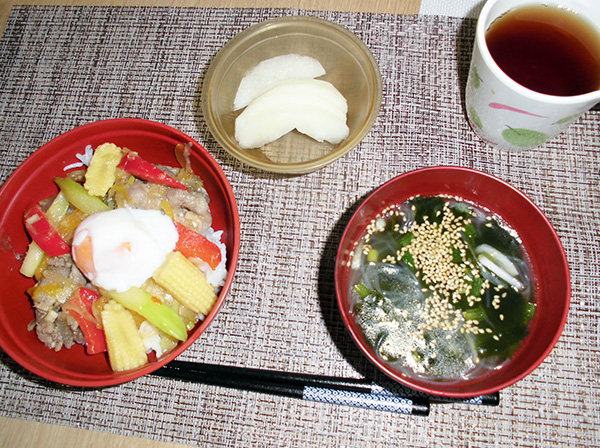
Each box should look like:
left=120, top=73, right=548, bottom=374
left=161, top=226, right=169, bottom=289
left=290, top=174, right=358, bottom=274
left=466, top=0, right=600, bottom=150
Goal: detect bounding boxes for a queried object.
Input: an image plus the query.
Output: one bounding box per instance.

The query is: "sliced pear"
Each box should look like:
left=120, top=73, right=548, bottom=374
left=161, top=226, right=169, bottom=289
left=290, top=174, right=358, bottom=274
left=233, top=54, right=326, bottom=111
left=235, top=78, right=349, bottom=149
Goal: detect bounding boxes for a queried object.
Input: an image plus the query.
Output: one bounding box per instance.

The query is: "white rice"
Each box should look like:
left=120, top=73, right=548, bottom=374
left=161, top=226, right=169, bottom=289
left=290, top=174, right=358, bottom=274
left=139, top=320, right=164, bottom=357
left=63, top=144, right=94, bottom=171
left=201, top=227, right=228, bottom=292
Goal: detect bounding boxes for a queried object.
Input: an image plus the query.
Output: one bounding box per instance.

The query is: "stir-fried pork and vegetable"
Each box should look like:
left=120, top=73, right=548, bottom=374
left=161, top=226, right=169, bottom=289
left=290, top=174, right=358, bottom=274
left=21, top=142, right=227, bottom=372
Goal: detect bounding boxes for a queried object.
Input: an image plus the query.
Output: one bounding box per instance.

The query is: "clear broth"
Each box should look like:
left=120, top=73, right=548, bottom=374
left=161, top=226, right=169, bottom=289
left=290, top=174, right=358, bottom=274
left=350, top=196, right=536, bottom=382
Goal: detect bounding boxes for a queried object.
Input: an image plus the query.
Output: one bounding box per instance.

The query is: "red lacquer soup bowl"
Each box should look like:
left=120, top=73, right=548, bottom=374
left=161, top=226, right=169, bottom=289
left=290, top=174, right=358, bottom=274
left=335, top=166, right=570, bottom=397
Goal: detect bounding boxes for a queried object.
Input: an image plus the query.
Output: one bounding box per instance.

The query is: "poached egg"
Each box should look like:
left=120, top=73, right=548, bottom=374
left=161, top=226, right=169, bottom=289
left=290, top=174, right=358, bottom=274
left=72, top=208, right=178, bottom=292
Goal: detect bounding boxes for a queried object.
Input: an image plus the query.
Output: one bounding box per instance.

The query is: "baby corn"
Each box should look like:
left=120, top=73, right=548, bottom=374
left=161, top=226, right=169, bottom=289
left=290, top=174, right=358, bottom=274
left=84, top=143, right=123, bottom=197
left=152, top=251, right=217, bottom=315
left=101, top=299, right=147, bottom=372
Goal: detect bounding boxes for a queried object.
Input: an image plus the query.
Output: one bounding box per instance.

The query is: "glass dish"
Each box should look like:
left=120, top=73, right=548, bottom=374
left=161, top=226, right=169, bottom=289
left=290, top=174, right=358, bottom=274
left=202, top=16, right=382, bottom=174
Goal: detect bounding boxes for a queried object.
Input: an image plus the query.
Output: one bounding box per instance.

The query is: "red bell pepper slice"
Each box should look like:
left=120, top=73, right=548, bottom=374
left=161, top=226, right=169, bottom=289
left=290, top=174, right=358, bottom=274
left=63, top=287, right=107, bottom=355
left=23, top=203, right=71, bottom=257
left=118, top=152, right=188, bottom=190
left=174, top=222, right=222, bottom=270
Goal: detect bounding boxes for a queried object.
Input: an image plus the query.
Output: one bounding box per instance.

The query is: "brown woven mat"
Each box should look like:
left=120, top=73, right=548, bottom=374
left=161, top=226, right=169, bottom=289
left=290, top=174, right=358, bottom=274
left=0, top=5, right=598, bottom=447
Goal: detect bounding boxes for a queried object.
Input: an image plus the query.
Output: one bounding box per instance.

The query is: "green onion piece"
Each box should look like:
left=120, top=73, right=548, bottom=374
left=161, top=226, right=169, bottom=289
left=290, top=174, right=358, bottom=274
left=401, top=251, right=416, bottom=271
left=352, top=283, right=372, bottom=300
left=54, top=177, right=111, bottom=215
left=524, top=302, right=536, bottom=323
left=105, top=286, right=188, bottom=342
left=412, top=350, right=424, bottom=362
left=399, top=232, right=415, bottom=247
left=470, top=275, right=484, bottom=297
left=366, top=248, right=379, bottom=263
left=452, top=246, right=463, bottom=264
left=462, top=222, right=476, bottom=244
left=452, top=203, right=473, bottom=217
left=464, top=306, right=486, bottom=322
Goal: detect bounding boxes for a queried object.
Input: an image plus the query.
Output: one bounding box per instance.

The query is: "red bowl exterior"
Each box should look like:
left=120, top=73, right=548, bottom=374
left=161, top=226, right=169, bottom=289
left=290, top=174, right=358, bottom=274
left=0, top=118, right=240, bottom=387
left=335, top=166, right=570, bottom=397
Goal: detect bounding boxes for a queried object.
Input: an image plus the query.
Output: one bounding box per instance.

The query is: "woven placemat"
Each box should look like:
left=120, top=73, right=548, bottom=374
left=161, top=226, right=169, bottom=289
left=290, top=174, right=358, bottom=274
left=0, top=5, right=598, bottom=448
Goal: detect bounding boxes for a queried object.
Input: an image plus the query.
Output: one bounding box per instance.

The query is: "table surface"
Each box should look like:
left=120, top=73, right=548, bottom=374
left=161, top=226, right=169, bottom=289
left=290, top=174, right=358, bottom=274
left=0, top=1, right=598, bottom=448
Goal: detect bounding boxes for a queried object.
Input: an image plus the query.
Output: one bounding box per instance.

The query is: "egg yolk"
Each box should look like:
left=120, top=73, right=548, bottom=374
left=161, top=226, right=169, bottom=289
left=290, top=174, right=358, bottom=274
left=72, top=235, right=95, bottom=279
left=73, top=235, right=136, bottom=280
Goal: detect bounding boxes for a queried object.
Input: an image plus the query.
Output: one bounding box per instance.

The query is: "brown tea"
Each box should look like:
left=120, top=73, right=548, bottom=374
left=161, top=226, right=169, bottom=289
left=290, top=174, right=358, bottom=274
left=485, top=5, right=600, bottom=96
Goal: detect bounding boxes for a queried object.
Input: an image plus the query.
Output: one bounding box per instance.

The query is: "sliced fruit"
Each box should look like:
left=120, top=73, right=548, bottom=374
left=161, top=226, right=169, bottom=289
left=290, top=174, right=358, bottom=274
left=235, top=78, right=349, bottom=149
left=233, top=54, right=326, bottom=110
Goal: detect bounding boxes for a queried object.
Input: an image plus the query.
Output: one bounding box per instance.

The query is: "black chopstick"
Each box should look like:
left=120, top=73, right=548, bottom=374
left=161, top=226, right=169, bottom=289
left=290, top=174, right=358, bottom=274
left=155, top=361, right=498, bottom=406
left=153, top=361, right=430, bottom=416
left=162, top=360, right=375, bottom=393
left=153, top=361, right=501, bottom=413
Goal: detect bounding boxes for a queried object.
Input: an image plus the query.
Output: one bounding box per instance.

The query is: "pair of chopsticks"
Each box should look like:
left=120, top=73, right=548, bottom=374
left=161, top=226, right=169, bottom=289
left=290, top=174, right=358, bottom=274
left=153, top=361, right=500, bottom=416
